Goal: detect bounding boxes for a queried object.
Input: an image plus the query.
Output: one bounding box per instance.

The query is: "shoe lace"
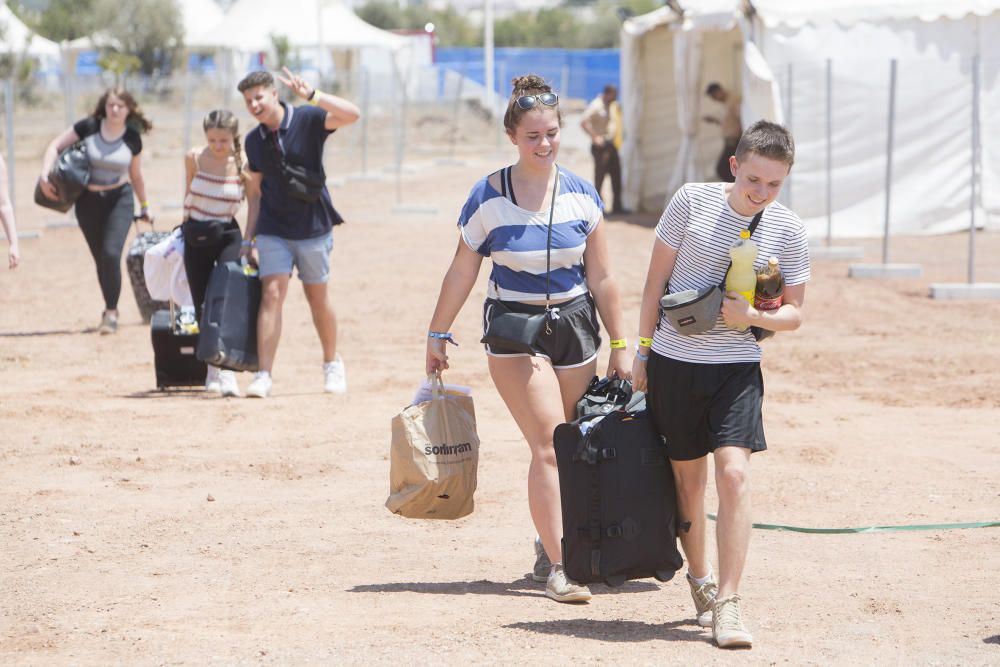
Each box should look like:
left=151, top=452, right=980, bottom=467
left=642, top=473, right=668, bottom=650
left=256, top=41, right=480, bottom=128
left=692, top=579, right=718, bottom=608
left=716, top=595, right=744, bottom=628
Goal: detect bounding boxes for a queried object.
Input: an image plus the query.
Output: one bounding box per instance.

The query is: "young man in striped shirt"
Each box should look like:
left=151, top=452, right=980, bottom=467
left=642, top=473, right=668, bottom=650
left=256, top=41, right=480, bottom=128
left=632, top=120, right=810, bottom=649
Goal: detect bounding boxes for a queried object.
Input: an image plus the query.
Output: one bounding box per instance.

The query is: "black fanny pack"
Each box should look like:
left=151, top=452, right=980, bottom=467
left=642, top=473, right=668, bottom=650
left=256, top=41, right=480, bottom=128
left=183, top=218, right=230, bottom=247
left=279, top=161, right=325, bottom=204
left=262, top=127, right=326, bottom=204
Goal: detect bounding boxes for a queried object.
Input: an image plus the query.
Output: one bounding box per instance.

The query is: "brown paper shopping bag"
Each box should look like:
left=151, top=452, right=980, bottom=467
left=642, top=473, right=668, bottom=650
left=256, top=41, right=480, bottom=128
left=385, top=376, right=479, bottom=519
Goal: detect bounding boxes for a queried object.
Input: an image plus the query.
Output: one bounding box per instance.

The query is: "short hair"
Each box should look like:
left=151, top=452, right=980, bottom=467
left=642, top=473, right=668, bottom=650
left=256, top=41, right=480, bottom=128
left=238, top=70, right=274, bottom=93
left=734, top=120, right=795, bottom=166
left=705, top=82, right=722, bottom=96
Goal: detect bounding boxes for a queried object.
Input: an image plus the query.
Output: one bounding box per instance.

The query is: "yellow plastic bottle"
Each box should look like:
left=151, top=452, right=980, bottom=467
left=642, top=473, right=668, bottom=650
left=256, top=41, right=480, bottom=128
left=725, top=230, right=758, bottom=331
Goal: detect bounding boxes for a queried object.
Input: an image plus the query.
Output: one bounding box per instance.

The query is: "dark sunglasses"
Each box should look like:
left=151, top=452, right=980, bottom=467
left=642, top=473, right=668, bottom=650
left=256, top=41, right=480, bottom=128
left=515, top=92, right=559, bottom=110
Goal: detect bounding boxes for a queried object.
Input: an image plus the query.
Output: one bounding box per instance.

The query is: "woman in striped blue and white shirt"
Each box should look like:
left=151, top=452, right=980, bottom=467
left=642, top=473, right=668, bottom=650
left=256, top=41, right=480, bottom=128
left=632, top=120, right=810, bottom=649
left=425, top=74, right=629, bottom=605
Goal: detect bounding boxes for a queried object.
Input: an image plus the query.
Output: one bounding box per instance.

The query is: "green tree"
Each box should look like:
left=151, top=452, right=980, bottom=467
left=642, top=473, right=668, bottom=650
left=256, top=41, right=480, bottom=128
left=17, top=0, right=101, bottom=42
left=94, top=0, right=184, bottom=75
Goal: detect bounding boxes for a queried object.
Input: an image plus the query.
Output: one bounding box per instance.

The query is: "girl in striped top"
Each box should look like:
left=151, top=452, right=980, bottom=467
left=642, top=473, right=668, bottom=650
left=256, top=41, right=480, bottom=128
left=181, top=109, right=248, bottom=397
left=425, top=74, right=629, bottom=604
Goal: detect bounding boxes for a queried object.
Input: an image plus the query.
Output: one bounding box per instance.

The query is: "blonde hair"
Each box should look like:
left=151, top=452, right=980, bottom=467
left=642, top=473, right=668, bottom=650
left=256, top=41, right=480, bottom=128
left=202, top=109, right=247, bottom=190
left=503, top=74, right=563, bottom=134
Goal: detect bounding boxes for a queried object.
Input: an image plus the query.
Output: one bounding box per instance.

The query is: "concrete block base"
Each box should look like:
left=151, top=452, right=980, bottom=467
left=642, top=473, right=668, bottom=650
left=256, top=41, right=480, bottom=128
left=848, top=263, right=923, bottom=279
left=391, top=205, right=439, bottom=216
left=809, top=245, right=865, bottom=261
left=928, top=283, right=1000, bottom=300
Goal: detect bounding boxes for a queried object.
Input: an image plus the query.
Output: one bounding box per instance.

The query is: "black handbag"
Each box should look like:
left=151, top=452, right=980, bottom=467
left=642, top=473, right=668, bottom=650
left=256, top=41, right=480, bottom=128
left=261, top=127, right=325, bottom=204
left=34, top=142, right=90, bottom=213
left=480, top=169, right=560, bottom=353
left=183, top=218, right=228, bottom=247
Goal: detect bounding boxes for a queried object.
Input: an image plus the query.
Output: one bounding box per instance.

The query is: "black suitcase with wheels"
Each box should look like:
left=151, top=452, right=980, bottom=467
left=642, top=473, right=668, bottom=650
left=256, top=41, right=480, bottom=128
left=127, top=221, right=170, bottom=323
left=196, top=261, right=261, bottom=372
left=554, top=391, right=684, bottom=587
left=151, top=304, right=207, bottom=389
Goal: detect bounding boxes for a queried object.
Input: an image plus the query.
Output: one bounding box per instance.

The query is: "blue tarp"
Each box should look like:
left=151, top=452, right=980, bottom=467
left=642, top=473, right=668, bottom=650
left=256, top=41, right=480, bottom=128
left=436, top=48, right=619, bottom=101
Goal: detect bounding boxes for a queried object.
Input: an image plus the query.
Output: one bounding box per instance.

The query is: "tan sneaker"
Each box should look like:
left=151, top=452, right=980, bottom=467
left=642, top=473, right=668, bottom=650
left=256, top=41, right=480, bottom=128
left=545, top=564, right=591, bottom=603
left=531, top=537, right=551, bottom=583
left=713, top=593, right=753, bottom=649
left=687, top=572, right=718, bottom=627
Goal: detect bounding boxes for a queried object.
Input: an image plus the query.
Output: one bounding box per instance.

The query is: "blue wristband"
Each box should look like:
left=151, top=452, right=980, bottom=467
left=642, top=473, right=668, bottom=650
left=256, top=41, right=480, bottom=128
left=428, top=331, right=458, bottom=346
left=635, top=349, right=650, bottom=362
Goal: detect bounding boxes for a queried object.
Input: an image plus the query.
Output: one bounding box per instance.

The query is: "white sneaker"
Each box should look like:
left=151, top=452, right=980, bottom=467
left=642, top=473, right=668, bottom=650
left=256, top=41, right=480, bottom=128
left=545, top=564, right=591, bottom=603
left=204, top=365, right=222, bottom=393
left=219, top=370, right=241, bottom=398
left=323, top=354, right=347, bottom=394
left=246, top=371, right=272, bottom=398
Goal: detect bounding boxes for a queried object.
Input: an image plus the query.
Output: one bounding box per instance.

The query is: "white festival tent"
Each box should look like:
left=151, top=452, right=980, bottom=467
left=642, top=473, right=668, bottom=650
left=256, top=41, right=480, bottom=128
left=0, top=2, right=60, bottom=58
left=186, top=0, right=426, bottom=102
left=178, top=0, right=225, bottom=42
left=620, top=0, right=1000, bottom=237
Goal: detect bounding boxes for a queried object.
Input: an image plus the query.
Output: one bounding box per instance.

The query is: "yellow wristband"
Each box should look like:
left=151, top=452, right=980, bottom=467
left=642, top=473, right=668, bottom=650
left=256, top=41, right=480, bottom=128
left=141, top=200, right=150, bottom=208
left=609, top=339, right=627, bottom=349
left=638, top=336, right=653, bottom=348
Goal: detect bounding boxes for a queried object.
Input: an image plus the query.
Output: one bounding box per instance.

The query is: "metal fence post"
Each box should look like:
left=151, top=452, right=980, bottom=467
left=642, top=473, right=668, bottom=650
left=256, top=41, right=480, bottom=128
left=881, top=59, right=897, bottom=265
left=5, top=78, right=15, bottom=213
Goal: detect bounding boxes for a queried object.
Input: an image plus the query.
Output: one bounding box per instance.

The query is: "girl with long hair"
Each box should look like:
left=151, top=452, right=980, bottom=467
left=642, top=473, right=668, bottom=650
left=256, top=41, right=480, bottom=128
left=182, top=109, right=249, bottom=397
left=38, top=87, right=153, bottom=333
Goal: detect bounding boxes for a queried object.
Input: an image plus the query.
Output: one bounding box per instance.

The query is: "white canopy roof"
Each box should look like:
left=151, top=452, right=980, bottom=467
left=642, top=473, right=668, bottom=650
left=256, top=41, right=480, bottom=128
left=178, top=0, right=225, bottom=41
left=187, top=0, right=406, bottom=50
left=620, top=0, right=1000, bottom=235
left=0, top=3, right=60, bottom=57
left=751, top=0, right=1000, bottom=27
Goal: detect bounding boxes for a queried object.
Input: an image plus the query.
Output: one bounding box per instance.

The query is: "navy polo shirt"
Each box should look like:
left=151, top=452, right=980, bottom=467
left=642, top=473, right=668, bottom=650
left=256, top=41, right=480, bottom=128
left=245, top=102, right=342, bottom=240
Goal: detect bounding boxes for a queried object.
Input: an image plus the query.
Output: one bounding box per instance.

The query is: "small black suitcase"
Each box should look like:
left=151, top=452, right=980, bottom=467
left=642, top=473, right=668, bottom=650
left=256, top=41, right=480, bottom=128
left=555, top=394, right=684, bottom=587
left=151, top=304, right=207, bottom=390
left=196, top=261, right=261, bottom=372
left=127, top=223, right=171, bottom=323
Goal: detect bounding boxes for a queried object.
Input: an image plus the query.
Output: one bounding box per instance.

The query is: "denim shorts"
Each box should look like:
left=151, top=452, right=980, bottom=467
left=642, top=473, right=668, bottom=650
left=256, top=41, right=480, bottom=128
left=482, top=293, right=601, bottom=369
left=256, top=232, right=333, bottom=284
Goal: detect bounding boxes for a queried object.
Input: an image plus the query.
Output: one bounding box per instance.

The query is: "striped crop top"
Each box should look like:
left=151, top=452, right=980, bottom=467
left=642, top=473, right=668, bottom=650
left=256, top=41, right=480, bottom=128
left=183, top=154, right=244, bottom=221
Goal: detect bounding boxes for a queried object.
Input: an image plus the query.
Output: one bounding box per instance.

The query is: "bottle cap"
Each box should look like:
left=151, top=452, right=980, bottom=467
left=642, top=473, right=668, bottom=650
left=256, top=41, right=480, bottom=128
left=740, top=230, right=750, bottom=240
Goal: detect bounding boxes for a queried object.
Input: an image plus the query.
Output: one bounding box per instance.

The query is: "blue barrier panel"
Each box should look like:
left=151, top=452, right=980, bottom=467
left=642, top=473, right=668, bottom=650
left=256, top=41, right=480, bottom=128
left=436, top=48, right=619, bottom=101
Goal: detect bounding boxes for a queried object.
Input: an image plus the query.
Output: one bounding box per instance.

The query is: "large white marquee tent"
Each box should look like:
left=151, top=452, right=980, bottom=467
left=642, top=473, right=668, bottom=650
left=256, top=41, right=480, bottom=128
left=621, top=0, right=1000, bottom=237
left=0, top=2, right=60, bottom=58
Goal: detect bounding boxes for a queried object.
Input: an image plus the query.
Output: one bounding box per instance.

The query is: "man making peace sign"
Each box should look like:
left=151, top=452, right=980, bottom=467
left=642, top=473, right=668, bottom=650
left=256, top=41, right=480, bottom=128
left=238, top=67, right=361, bottom=398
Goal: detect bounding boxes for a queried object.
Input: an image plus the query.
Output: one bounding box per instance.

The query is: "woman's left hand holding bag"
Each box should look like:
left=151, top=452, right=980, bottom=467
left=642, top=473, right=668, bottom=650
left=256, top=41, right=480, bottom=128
left=606, top=347, right=631, bottom=382
left=426, top=332, right=458, bottom=375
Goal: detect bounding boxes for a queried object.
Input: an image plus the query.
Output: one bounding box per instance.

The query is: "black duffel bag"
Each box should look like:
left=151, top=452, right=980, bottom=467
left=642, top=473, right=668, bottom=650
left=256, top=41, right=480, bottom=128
left=34, top=142, right=90, bottom=212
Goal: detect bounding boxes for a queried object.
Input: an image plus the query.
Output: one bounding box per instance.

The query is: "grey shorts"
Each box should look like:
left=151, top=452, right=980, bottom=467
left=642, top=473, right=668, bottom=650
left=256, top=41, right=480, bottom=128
left=256, top=231, right=333, bottom=284
left=482, top=293, right=601, bottom=369
left=646, top=352, right=766, bottom=461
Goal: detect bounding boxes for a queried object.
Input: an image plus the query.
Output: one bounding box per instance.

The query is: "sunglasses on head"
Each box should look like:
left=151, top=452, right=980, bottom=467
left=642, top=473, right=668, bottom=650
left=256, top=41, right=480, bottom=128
left=515, top=92, right=559, bottom=110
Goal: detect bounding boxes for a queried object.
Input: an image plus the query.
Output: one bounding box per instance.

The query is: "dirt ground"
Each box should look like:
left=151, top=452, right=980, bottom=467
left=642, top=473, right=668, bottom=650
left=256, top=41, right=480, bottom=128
left=1, top=102, right=999, bottom=665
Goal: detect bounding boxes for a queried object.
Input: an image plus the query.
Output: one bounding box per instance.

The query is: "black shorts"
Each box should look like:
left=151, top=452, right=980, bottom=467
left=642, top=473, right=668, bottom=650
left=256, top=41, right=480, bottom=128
left=482, top=293, right=601, bottom=369
left=646, top=352, right=766, bottom=461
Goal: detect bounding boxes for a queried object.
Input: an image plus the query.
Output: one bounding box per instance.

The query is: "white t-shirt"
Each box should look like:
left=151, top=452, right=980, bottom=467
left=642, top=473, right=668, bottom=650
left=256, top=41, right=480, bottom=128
left=652, top=182, right=811, bottom=363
